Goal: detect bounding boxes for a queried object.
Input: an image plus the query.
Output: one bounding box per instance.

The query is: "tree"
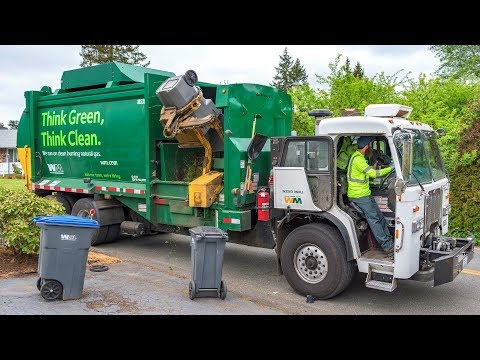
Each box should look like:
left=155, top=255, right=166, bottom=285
left=0, top=122, right=7, bottom=130
left=271, top=48, right=308, bottom=91
left=353, top=61, right=365, bottom=79
left=430, top=45, right=480, bottom=79
left=8, top=120, right=18, bottom=129
left=271, top=48, right=294, bottom=91
left=315, top=54, right=408, bottom=116
left=342, top=57, right=352, bottom=74
left=79, top=45, right=150, bottom=67
left=290, top=58, right=308, bottom=86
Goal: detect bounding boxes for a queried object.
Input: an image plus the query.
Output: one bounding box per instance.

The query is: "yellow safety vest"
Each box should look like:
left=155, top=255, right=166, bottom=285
left=337, top=138, right=358, bottom=170
left=347, top=150, right=392, bottom=199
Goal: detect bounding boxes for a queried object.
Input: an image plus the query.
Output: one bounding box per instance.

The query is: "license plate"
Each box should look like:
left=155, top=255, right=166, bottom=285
left=463, top=256, right=469, bottom=268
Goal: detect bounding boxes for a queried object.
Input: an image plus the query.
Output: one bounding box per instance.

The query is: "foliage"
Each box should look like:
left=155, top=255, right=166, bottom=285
left=271, top=47, right=308, bottom=92
left=80, top=45, right=150, bottom=67
left=0, top=122, right=6, bottom=129
left=430, top=45, right=480, bottom=80
left=11, top=163, right=21, bottom=175
left=400, top=75, right=480, bottom=172
left=353, top=61, right=365, bottom=79
left=8, top=120, right=18, bottom=129
left=290, top=59, right=308, bottom=86
left=288, top=84, right=327, bottom=135
left=0, top=189, right=65, bottom=254
left=449, top=164, right=480, bottom=244
left=315, top=54, right=409, bottom=116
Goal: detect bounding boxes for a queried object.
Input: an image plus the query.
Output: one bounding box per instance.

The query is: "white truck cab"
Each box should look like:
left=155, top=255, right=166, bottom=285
left=270, top=104, right=475, bottom=299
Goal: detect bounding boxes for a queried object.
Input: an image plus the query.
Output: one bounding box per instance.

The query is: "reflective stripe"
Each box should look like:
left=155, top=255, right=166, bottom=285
left=363, top=166, right=372, bottom=173
left=338, top=155, right=349, bottom=163
left=347, top=153, right=359, bottom=182
left=347, top=153, right=369, bottom=183
left=348, top=177, right=368, bottom=183
left=376, top=169, right=381, bottom=177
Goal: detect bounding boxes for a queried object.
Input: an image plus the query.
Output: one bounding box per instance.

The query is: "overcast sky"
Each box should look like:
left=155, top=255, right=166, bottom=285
left=0, top=45, right=439, bottom=124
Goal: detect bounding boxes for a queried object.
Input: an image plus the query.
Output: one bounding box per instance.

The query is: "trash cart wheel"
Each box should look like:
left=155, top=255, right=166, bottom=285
left=189, top=281, right=196, bottom=300
left=40, top=280, right=63, bottom=301
left=36, top=277, right=42, bottom=291
left=219, top=280, right=227, bottom=300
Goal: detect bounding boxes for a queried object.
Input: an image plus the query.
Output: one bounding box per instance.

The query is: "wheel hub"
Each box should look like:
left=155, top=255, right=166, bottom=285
left=294, top=244, right=328, bottom=284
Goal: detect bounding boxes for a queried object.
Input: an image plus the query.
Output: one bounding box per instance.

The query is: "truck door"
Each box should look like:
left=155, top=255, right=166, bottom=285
left=280, top=136, right=334, bottom=211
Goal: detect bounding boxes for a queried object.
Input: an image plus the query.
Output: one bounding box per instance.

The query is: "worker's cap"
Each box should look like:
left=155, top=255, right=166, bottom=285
left=356, top=136, right=374, bottom=149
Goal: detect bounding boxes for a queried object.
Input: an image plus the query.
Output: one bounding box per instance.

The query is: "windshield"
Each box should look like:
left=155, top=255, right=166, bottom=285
left=394, top=129, right=447, bottom=186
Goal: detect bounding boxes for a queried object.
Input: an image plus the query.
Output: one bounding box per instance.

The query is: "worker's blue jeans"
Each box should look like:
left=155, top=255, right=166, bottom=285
left=349, top=195, right=394, bottom=251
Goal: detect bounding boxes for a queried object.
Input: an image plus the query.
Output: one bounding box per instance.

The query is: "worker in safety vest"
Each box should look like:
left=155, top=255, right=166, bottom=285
left=337, top=137, right=358, bottom=170
left=347, top=136, right=394, bottom=255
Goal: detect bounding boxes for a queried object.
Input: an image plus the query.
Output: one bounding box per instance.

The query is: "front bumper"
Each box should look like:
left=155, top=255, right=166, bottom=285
left=418, top=235, right=475, bottom=286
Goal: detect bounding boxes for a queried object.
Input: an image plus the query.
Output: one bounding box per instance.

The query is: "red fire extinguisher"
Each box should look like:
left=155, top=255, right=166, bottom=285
left=257, top=187, right=270, bottom=222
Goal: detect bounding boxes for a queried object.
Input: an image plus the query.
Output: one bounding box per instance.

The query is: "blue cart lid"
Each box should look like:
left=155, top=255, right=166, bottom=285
left=33, top=215, right=100, bottom=228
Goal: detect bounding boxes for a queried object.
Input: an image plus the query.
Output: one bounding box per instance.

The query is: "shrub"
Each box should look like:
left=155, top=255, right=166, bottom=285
left=449, top=164, right=480, bottom=244
left=0, top=189, right=65, bottom=254
left=12, top=163, right=21, bottom=175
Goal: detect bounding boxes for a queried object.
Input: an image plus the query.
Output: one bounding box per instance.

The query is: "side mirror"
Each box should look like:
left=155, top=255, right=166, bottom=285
left=247, top=133, right=268, bottom=161
left=437, top=128, right=446, bottom=137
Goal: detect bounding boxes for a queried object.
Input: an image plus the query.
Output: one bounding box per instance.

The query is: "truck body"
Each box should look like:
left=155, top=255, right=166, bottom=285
left=17, top=62, right=291, bottom=247
left=17, top=63, right=474, bottom=299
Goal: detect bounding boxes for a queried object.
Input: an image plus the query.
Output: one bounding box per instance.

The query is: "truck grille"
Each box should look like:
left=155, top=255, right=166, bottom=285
left=425, top=188, right=442, bottom=231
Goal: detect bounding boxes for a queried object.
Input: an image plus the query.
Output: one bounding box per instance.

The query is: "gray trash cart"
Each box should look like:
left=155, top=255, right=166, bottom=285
left=33, top=215, right=99, bottom=301
left=188, top=226, right=228, bottom=300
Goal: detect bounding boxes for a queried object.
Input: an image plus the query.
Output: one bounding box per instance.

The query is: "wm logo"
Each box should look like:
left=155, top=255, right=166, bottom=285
left=61, top=234, right=76, bottom=241
left=47, top=163, right=64, bottom=174
left=284, top=196, right=302, bottom=204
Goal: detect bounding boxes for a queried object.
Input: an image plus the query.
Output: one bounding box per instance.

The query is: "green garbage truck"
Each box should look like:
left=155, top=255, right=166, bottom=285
left=17, top=62, right=474, bottom=299
left=16, top=62, right=292, bottom=248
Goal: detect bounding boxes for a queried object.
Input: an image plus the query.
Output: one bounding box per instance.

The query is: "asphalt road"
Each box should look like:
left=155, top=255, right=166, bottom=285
left=92, top=233, right=480, bottom=315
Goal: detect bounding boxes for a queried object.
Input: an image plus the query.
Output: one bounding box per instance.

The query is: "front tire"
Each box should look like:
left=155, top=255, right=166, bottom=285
left=280, top=223, right=356, bottom=300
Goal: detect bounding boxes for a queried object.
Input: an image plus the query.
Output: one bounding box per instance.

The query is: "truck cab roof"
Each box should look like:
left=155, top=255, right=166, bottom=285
left=316, top=116, right=433, bottom=136
left=314, top=103, right=433, bottom=136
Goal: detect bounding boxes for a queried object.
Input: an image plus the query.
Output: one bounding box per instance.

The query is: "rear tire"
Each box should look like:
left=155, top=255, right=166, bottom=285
left=54, top=193, right=72, bottom=214
left=71, top=198, right=121, bottom=246
left=44, top=194, right=71, bottom=214
left=280, top=223, right=356, bottom=300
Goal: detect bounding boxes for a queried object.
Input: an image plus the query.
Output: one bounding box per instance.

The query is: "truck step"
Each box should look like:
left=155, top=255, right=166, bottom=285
left=365, top=264, right=397, bottom=292
left=365, top=279, right=397, bottom=292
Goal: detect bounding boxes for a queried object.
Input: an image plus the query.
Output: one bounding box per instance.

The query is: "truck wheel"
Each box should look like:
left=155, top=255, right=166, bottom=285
left=44, top=194, right=71, bottom=214
left=54, top=194, right=72, bottom=214
left=70, top=198, right=114, bottom=245
left=63, top=193, right=77, bottom=212
left=280, top=223, right=356, bottom=300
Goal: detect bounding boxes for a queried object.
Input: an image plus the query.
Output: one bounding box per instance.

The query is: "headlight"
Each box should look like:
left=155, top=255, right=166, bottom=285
left=443, top=205, right=451, bottom=216
left=412, top=218, right=424, bottom=233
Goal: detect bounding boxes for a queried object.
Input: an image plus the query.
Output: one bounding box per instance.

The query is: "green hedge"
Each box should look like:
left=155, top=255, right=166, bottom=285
left=0, top=189, right=65, bottom=254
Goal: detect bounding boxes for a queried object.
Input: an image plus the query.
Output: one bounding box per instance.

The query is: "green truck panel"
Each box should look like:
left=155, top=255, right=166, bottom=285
left=17, top=62, right=291, bottom=235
